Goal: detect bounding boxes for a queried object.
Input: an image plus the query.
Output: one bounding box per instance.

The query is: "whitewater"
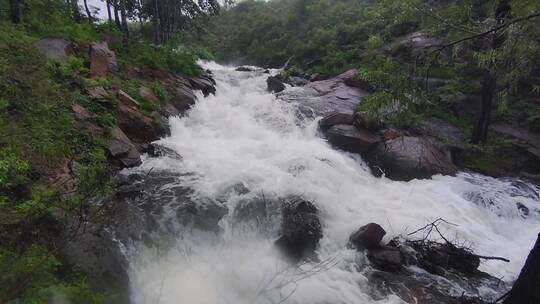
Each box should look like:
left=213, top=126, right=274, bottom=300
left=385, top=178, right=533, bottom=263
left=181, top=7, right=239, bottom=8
left=127, top=62, right=540, bottom=304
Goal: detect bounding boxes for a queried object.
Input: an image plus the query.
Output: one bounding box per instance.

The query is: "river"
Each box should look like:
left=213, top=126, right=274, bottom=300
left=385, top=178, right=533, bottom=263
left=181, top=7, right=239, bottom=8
left=124, top=62, right=540, bottom=304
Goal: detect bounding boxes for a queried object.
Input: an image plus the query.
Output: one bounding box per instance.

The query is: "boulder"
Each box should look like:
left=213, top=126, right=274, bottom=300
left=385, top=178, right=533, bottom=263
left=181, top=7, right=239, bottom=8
left=58, top=224, right=130, bottom=302
left=289, top=76, right=309, bottom=87
left=71, top=104, right=94, bottom=120
left=327, top=124, right=381, bottom=154
left=116, top=94, right=161, bottom=146
left=412, top=118, right=465, bottom=151
left=36, top=38, right=71, bottom=63
left=90, top=41, right=118, bottom=78
left=349, top=223, right=386, bottom=249
left=117, top=90, right=140, bottom=107
left=275, top=197, right=322, bottom=261
left=87, top=86, right=110, bottom=102
left=304, top=71, right=370, bottom=115
left=176, top=199, right=228, bottom=233
left=367, top=137, right=458, bottom=181
left=170, top=77, right=197, bottom=112
left=338, top=69, right=373, bottom=91
left=367, top=246, right=404, bottom=271
left=354, top=111, right=383, bottom=130
left=147, top=143, right=182, bottom=159
left=267, top=76, right=286, bottom=93
left=107, top=127, right=141, bottom=168
left=319, top=111, right=354, bottom=131
left=189, top=75, right=216, bottom=97
left=139, top=86, right=159, bottom=103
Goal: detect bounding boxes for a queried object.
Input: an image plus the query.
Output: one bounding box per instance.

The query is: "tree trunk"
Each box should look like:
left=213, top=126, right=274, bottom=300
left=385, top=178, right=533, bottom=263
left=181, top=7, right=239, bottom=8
left=113, top=0, right=122, bottom=30
left=119, top=0, right=129, bottom=39
left=470, top=0, right=511, bottom=144
left=83, top=0, right=93, bottom=22
left=503, top=234, right=540, bottom=304
left=471, top=70, right=495, bottom=144
left=70, top=0, right=81, bottom=22
left=106, top=0, right=113, bottom=24
left=9, top=0, right=22, bottom=23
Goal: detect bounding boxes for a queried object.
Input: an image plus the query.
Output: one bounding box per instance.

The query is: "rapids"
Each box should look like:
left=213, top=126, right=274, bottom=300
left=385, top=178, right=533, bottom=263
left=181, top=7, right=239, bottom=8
left=126, top=62, right=540, bottom=304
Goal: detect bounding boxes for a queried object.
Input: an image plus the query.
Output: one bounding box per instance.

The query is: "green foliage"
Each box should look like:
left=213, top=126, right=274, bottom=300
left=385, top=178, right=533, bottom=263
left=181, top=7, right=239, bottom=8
left=0, top=151, right=30, bottom=188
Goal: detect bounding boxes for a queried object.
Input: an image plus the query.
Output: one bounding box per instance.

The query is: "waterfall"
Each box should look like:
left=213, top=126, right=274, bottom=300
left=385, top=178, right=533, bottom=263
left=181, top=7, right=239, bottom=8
left=125, top=62, right=540, bottom=304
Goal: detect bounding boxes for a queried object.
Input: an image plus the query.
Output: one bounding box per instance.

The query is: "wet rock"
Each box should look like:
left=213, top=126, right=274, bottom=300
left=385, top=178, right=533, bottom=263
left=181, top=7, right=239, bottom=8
left=275, top=197, right=322, bottom=261
left=170, top=77, right=197, bottom=112
left=327, top=124, right=381, bottom=154
left=147, top=143, right=182, bottom=159
left=58, top=223, right=130, bottom=302
left=176, top=199, right=228, bottom=233
left=289, top=76, right=309, bottom=87
left=90, top=41, right=118, bottom=78
left=367, top=136, right=458, bottom=181
left=36, top=38, right=71, bottom=63
left=354, top=111, right=383, bottom=130
left=267, top=76, right=286, bottom=93
left=349, top=223, right=386, bottom=249
left=107, top=127, right=141, bottom=168
left=139, top=86, right=159, bottom=103
left=383, top=128, right=402, bottom=140
left=189, top=75, right=216, bottom=96
left=319, top=111, right=354, bottom=131
left=236, top=66, right=254, bottom=72
left=367, top=246, right=404, bottom=271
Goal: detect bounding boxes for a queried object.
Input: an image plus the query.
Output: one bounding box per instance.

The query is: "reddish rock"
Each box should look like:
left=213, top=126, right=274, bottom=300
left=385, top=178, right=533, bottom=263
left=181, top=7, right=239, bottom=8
left=319, top=111, right=354, bottom=131
left=354, top=111, right=383, bottom=130
left=139, top=86, right=159, bottom=103
left=90, top=41, right=118, bottom=78
left=117, top=90, right=140, bottom=107
left=87, top=86, right=110, bottom=101
left=327, top=124, right=381, bottom=154
left=383, top=128, right=402, bottom=140
left=116, top=102, right=159, bottom=147
left=72, top=104, right=94, bottom=120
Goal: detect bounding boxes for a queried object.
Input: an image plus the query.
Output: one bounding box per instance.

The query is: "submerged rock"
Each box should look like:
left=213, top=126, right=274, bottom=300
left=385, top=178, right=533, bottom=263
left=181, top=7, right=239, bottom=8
left=327, top=124, right=381, bottom=154
left=275, top=197, right=322, bottom=261
left=367, top=136, right=457, bottom=181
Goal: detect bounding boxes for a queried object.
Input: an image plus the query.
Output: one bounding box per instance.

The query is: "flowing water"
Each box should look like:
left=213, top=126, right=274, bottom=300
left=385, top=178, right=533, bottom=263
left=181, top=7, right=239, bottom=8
left=126, top=62, right=540, bottom=304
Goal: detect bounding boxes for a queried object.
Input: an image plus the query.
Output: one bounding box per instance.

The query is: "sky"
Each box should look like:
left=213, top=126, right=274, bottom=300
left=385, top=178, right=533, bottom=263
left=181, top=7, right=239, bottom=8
left=86, top=0, right=108, bottom=19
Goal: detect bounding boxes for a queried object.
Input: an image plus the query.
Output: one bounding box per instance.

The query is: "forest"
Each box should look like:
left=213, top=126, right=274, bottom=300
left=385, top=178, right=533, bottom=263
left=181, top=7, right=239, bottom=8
left=1, top=0, right=540, bottom=303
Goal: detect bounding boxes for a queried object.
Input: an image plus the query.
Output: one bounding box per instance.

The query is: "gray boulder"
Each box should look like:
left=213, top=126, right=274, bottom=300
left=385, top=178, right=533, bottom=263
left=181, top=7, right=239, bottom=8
left=36, top=38, right=71, bottom=63
left=327, top=124, right=381, bottom=154
left=412, top=118, right=465, bottom=151
left=367, top=136, right=458, bottom=181
left=107, top=127, right=142, bottom=168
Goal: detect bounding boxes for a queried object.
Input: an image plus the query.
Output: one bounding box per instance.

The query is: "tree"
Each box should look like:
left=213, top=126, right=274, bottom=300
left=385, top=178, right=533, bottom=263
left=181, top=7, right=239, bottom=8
left=416, top=0, right=540, bottom=144
left=83, top=0, right=93, bottom=22
left=9, top=0, right=22, bottom=23
left=503, top=234, right=540, bottom=304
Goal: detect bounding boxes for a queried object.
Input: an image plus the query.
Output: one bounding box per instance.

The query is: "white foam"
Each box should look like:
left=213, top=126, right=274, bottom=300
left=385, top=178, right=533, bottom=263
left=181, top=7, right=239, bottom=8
left=129, top=62, right=540, bottom=304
